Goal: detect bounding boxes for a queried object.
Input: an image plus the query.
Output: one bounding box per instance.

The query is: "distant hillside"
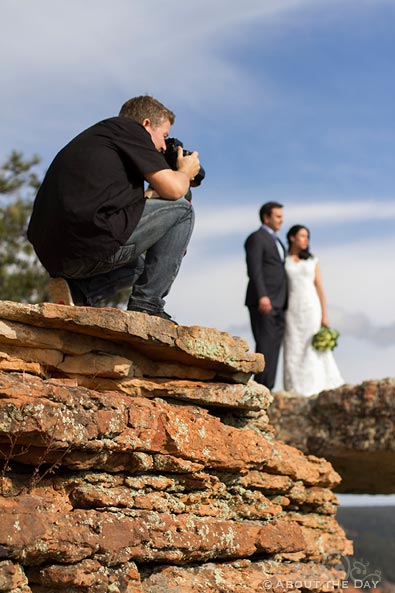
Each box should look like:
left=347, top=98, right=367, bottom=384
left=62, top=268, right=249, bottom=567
left=337, top=506, right=395, bottom=585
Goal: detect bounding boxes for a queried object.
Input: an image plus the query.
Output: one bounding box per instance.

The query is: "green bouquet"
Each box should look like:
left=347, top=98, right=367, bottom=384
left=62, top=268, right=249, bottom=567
left=312, top=326, right=340, bottom=351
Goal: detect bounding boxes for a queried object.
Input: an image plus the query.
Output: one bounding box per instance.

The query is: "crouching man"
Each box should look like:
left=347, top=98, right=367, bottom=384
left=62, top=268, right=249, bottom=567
left=27, top=95, right=200, bottom=323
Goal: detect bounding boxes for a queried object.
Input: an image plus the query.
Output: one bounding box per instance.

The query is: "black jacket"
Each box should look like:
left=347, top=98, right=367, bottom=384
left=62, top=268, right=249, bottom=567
left=244, top=227, right=287, bottom=309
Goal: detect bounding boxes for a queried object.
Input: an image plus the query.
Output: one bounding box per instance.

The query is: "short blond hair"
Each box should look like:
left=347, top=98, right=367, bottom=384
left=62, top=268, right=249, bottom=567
left=119, top=95, right=175, bottom=127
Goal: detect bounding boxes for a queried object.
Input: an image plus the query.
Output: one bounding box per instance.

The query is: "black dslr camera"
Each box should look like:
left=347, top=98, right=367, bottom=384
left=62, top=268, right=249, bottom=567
left=164, top=137, right=205, bottom=187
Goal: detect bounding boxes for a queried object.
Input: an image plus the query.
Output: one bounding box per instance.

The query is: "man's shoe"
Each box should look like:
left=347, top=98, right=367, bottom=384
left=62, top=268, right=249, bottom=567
left=48, top=278, right=75, bottom=306
left=127, top=304, right=178, bottom=324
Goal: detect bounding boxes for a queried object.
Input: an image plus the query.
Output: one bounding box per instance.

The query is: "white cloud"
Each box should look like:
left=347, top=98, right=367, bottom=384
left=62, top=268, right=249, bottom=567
left=3, top=0, right=319, bottom=156
left=317, top=237, right=395, bottom=327
left=1, top=0, right=308, bottom=100
left=167, top=249, right=249, bottom=331
left=192, top=199, right=395, bottom=241
left=331, top=308, right=395, bottom=347
left=2, top=0, right=394, bottom=168
left=3, top=0, right=387, bottom=131
left=333, top=335, right=395, bottom=385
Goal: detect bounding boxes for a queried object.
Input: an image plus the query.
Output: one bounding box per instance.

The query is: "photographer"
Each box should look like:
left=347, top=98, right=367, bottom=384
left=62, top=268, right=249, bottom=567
left=27, top=95, right=200, bottom=323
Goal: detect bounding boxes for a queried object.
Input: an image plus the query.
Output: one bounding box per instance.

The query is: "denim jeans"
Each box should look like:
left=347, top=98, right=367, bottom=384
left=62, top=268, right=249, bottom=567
left=63, top=197, right=194, bottom=311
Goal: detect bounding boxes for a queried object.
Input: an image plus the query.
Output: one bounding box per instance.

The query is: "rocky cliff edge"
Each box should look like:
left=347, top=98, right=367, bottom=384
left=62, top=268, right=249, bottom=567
left=0, top=301, right=352, bottom=593
left=269, top=380, right=395, bottom=494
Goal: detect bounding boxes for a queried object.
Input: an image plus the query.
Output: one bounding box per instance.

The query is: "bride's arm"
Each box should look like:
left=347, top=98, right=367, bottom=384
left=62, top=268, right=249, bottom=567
left=314, top=262, right=329, bottom=326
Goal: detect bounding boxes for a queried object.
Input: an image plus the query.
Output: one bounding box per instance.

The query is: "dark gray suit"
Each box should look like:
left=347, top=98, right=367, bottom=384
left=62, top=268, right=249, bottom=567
left=244, top=227, right=287, bottom=389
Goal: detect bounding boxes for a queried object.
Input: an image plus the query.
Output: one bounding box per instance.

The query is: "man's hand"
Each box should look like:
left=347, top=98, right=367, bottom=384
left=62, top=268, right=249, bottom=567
left=258, top=296, right=272, bottom=314
left=145, top=148, right=200, bottom=200
left=176, top=146, right=200, bottom=181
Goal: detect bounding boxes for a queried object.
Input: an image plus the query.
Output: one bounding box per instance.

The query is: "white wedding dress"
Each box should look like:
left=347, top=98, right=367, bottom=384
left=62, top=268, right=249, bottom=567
left=283, top=255, right=344, bottom=396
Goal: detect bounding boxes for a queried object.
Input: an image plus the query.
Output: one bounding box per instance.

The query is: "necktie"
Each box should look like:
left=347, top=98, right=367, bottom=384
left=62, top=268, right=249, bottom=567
left=274, top=235, right=285, bottom=261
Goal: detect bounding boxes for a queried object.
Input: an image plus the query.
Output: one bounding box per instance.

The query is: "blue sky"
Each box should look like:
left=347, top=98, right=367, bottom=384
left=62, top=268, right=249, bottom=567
left=1, top=0, right=395, bottom=393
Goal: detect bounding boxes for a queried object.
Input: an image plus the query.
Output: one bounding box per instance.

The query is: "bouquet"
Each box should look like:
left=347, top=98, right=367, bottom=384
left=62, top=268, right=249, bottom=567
left=312, top=326, right=340, bottom=351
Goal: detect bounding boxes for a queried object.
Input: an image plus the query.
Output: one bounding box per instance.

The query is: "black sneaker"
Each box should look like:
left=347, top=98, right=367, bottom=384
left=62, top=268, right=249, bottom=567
left=127, top=303, right=178, bottom=324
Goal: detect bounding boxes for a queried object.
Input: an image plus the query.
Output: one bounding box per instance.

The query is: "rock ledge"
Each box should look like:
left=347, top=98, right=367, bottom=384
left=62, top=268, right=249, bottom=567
left=0, top=302, right=351, bottom=592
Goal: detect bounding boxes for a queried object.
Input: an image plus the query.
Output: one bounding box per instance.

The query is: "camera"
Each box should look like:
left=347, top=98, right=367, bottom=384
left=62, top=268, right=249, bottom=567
left=164, top=137, right=205, bottom=187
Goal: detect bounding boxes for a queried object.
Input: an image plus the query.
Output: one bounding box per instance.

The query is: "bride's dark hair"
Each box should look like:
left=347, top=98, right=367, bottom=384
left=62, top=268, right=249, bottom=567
left=286, top=225, right=313, bottom=260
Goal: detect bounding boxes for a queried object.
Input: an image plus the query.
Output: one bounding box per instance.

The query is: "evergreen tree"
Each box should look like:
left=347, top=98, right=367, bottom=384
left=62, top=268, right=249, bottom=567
left=0, top=151, right=49, bottom=303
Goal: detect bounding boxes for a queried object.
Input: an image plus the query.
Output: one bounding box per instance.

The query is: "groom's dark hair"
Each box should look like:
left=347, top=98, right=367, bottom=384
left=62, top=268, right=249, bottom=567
left=259, top=201, right=283, bottom=223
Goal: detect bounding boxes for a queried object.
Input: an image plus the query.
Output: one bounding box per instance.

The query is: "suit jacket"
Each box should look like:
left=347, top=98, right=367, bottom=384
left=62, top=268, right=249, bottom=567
left=244, top=227, right=287, bottom=309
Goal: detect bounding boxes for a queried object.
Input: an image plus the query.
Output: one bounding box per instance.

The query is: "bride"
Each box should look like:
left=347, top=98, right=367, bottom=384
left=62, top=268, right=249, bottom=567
left=283, top=224, right=344, bottom=396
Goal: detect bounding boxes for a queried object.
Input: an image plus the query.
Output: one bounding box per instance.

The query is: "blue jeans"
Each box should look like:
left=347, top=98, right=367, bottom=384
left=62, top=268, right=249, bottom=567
left=63, top=197, right=195, bottom=311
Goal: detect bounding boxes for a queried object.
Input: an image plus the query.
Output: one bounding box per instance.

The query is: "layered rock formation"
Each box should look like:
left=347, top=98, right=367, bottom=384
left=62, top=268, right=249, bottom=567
left=268, top=380, right=395, bottom=494
left=0, top=301, right=352, bottom=592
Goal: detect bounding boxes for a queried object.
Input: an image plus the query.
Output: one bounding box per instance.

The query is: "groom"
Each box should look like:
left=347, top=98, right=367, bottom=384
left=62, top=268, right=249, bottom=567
left=244, top=201, right=287, bottom=389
